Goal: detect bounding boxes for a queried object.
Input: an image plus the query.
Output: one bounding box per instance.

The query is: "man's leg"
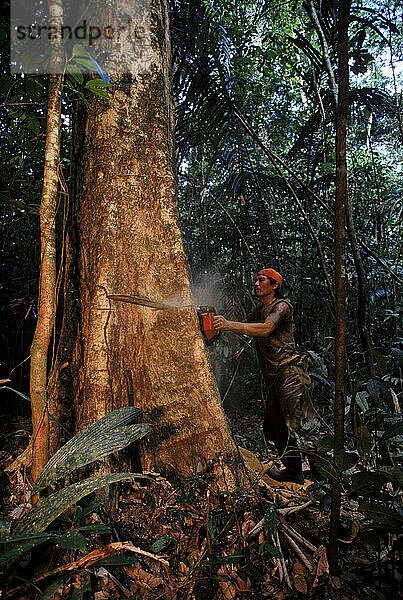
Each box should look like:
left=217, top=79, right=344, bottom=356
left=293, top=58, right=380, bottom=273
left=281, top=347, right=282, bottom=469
left=263, top=377, right=304, bottom=484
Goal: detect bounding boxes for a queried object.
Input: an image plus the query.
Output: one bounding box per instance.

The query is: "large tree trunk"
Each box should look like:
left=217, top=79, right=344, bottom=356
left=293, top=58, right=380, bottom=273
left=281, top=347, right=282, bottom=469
left=53, top=0, right=235, bottom=477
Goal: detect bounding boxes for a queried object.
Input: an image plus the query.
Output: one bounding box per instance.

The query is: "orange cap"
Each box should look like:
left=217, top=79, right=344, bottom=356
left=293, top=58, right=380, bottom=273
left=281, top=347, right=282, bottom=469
left=257, top=268, right=282, bottom=286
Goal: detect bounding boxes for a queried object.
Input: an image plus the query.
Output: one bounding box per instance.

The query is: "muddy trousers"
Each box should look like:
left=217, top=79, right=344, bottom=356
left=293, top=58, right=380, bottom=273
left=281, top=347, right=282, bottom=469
left=263, top=409, right=303, bottom=476
left=262, top=366, right=313, bottom=477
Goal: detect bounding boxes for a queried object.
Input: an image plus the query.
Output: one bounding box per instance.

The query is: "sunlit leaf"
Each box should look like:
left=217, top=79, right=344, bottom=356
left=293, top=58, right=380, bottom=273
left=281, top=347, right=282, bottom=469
left=15, top=473, right=149, bottom=534
left=33, top=407, right=147, bottom=493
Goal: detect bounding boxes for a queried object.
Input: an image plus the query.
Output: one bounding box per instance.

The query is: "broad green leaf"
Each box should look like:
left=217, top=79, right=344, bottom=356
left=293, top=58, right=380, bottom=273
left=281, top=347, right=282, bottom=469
left=367, top=379, right=380, bottom=401
left=26, top=115, right=40, bottom=136
left=0, top=532, right=56, bottom=544
left=150, top=534, right=173, bottom=553
left=379, top=466, right=403, bottom=488
left=335, top=450, right=359, bottom=472
left=39, top=576, right=71, bottom=600
left=358, top=503, right=403, bottom=529
left=15, top=473, right=149, bottom=534
left=77, top=524, right=112, bottom=535
left=66, top=64, right=84, bottom=85
left=351, top=472, right=385, bottom=496
left=355, top=391, right=369, bottom=412
left=373, top=350, right=387, bottom=377
left=74, top=58, right=96, bottom=70
left=317, top=434, right=334, bottom=453
left=85, top=79, right=111, bottom=89
left=356, top=425, right=372, bottom=459
left=86, top=87, right=110, bottom=98
left=382, top=420, right=403, bottom=441
left=25, top=77, right=45, bottom=100
left=72, top=44, right=90, bottom=58
left=57, top=530, right=87, bottom=552
left=0, top=536, right=55, bottom=565
left=391, top=348, right=403, bottom=368
left=33, top=407, right=146, bottom=493
left=259, top=542, right=282, bottom=558
left=313, top=463, right=339, bottom=482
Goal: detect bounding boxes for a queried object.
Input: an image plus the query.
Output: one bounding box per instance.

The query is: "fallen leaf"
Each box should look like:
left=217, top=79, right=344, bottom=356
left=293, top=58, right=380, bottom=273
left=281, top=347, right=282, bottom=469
left=330, top=576, right=343, bottom=589
left=313, top=545, right=329, bottom=587
left=124, top=563, right=163, bottom=589
left=292, top=561, right=309, bottom=594
left=351, top=520, right=360, bottom=539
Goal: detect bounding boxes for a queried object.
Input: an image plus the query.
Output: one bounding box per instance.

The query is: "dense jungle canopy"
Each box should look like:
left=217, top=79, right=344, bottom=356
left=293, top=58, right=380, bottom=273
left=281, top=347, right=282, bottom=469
left=0, top=0, right=402, bottom=598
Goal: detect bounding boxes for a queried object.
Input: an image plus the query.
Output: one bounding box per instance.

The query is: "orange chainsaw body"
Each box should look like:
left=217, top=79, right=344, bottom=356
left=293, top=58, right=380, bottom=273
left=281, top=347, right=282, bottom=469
left=197, top=306, right=220, bottom=345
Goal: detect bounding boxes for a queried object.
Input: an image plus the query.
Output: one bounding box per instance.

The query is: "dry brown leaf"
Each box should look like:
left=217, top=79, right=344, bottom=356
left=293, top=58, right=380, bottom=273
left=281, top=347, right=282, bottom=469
left=124, top=563, right=163, bottom=589
left=351, top=520, right=360, bottom=539
left=179, top=561, right=189, bottom=575
left=241, top=519, right=255, bottom=537
left=233, top=573, right=251, bottom=592
left=94, top=592, right=110, bottom=600
left=239, top=447, right=310, bottom=496
left=330, top=576, right=343, bottom=589
left=217, top=567, right=251, bottom=599
left=217, top=580, right=237, bottom=600
left=292, top=561, right=309, bottom=595
left=313, top=545, right=329, bottom=587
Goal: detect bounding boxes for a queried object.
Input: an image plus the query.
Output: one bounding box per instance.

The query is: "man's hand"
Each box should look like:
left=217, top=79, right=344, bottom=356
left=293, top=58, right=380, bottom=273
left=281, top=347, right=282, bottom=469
left=213, top=315, right=231, bottom=331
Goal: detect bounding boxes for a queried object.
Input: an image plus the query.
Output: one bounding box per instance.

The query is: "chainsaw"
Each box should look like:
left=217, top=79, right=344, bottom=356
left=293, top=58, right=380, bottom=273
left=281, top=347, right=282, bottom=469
left=108, top=294, right=220, bottom=345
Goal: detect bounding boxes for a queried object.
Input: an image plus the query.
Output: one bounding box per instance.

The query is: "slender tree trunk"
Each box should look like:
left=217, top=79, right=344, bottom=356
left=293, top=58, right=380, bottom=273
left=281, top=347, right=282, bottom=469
left=329, top=0, right=351, bottom=574
left=29, top=0, right=63, bottom=482
left=345, top=193, right=375, bottom=376
left=59, top=0, right=235, bottom=478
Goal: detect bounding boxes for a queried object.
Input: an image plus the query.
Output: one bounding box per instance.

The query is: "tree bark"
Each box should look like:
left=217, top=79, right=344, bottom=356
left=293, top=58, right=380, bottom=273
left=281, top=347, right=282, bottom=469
left=55, top=0, right=235, bottom=477
left=329, top=0, right=351, bottom=574
left=29, top=0, right=63, bottom=482
left=345, top=193, right=375, bottom=376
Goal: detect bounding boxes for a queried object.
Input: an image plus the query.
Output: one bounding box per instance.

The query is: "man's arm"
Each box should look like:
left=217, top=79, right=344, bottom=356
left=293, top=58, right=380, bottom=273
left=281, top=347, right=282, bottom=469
left=213, top=302, right=290, bottom=337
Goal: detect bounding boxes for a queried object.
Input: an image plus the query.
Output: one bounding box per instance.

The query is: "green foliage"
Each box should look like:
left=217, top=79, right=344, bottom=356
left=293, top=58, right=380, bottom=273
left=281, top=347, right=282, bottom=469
left=358, top=503, right=403, bottom=530
left=382, top=420, right=403, bottom=441
left=313, top=364, right=402, bottom=535
left=263, top=505, right=277, bottom=536
left=32, top=407, right=148, bottom=493
left=150, top=533, right=173, bottom=553
left=15, top=473, right=147, bottom=534
left=356, top=424, right=372, bottom=459
left=1, top=407, right=149, bottom=595
left=38, top=576, right=71, bottom=600
left=258, top=542, right=282, bottom=559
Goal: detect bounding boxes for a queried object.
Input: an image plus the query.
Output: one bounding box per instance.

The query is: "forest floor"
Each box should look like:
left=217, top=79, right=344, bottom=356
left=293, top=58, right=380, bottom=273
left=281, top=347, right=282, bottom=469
left=0, top=399, right=401, bottom=600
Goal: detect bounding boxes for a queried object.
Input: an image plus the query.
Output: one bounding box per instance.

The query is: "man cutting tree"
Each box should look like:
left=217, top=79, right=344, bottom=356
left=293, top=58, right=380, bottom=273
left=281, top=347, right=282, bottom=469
left=213, top=268, right=314, bottom=484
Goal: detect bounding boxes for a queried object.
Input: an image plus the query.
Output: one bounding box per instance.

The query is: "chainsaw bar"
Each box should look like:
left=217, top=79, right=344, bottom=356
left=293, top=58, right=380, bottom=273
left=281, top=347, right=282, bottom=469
left=107, top=293, right=190, bottom=310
